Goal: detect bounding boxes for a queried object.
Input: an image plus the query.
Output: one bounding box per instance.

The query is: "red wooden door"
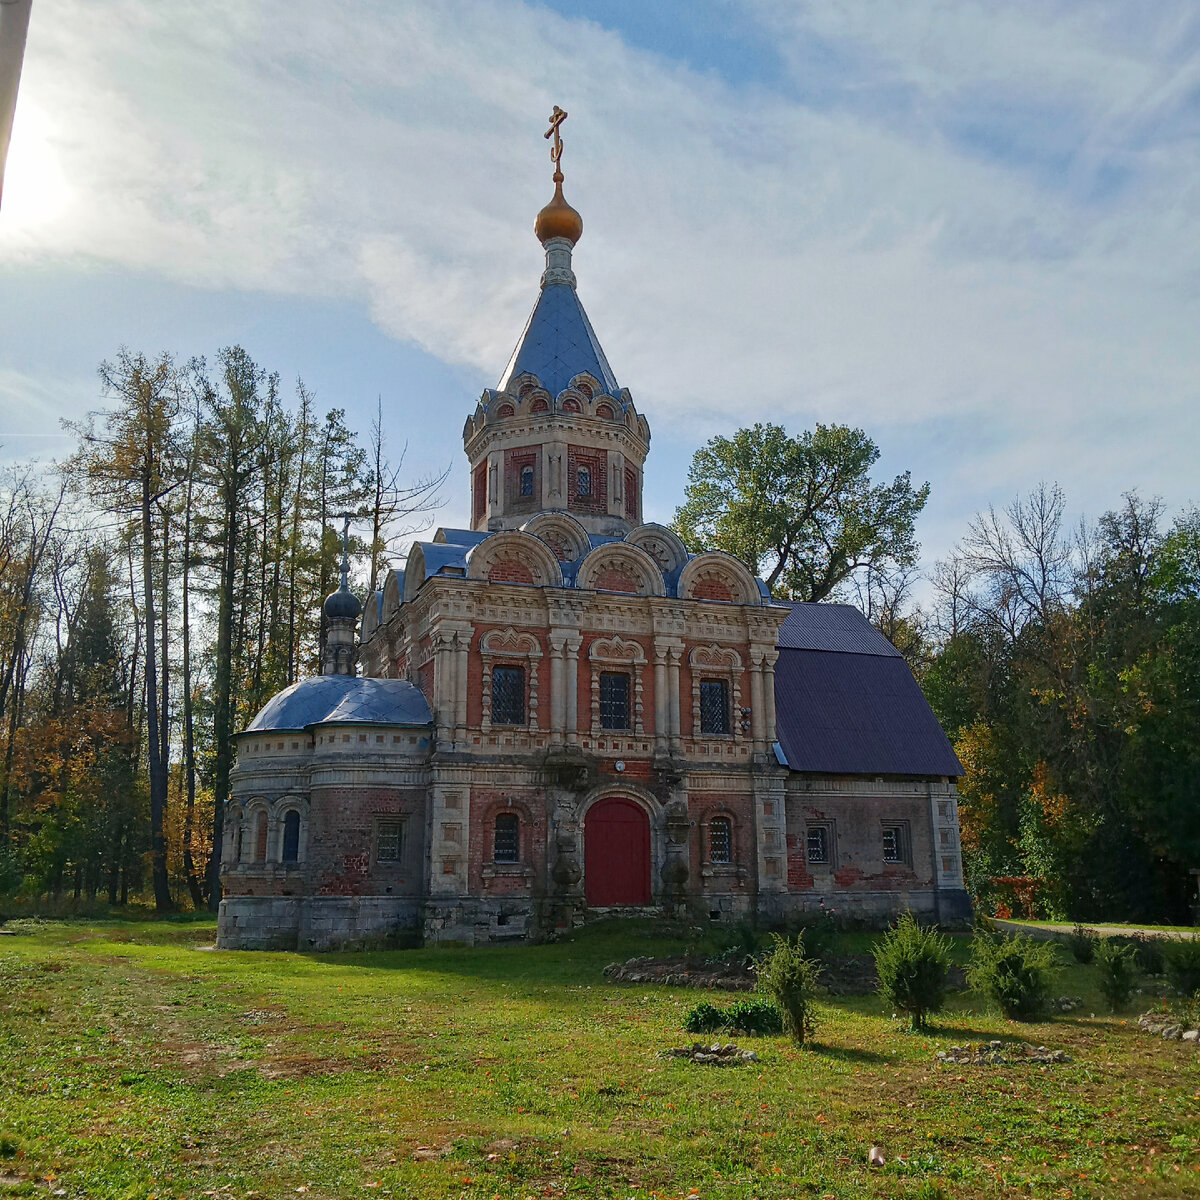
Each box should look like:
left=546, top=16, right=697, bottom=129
left=585, top=797, right=651, bottom=906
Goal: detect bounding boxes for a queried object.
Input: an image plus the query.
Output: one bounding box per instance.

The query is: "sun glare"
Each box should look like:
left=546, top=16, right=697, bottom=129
left=1, top=104, right=71, bottom=234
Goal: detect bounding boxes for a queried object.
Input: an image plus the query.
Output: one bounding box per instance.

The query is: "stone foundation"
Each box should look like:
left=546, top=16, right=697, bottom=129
left=217, top=895, right=421, bottom=951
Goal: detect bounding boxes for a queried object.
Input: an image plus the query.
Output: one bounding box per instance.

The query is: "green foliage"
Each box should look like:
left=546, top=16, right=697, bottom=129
left=1067, top=924, right=1097, bottom=964
left=1163, top=935, right=1200, bottom=998
left=672, top=421, right=929, bottom=602
left=783, top=905, right=840, bottom=963
left=711, top=919, right=765, bottom=963
left=682, top=1001, right=724, bottom=1034
left=684, top=997, right=784, bottom=1036
left=967, top=931, right=1058, bottom=1021
left=873, top=912, right=952, bottom=1030
left=1095, top=939, right=1139, bottom=1012
left=1114, top=934, right=1165, bottom=976
left=755, top=933, right=821, bottom=1045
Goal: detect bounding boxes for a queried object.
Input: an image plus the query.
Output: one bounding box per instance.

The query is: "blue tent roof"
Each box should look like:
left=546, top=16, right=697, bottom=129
left=245, top=675, right=432, bottom=732
left=497, top=282, right=620, bottom=397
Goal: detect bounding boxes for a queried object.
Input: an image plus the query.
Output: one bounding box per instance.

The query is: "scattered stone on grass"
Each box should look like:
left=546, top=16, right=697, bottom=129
left=1137, top=1012, right=1200, bottom=1042
left=936, top=1041, right=1070, bottom=1065
left=604, top=955, right=754, bottom=991
left=1051, top=996, right=1084, bottom=1013
left=660, top=1041, right=760, bottom=1065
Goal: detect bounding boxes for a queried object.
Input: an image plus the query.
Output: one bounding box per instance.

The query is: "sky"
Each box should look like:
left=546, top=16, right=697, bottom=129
left=2, top=0, right=1198, bottom=581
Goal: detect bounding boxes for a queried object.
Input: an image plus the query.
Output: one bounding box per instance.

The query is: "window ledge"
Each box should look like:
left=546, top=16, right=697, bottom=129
left=482, top=863, right=533, bottom=879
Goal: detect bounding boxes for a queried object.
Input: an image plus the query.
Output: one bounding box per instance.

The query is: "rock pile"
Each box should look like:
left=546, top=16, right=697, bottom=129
left=1051, top=996, right=1084, bottom=1013
left=1137, top=1012, right=1200, bottom=1042
left=660, top=1041, right=760, bottom=1066
left=604, top=955, right=754, bottom=990
left=937, top=1041, right=1070, bottom=1065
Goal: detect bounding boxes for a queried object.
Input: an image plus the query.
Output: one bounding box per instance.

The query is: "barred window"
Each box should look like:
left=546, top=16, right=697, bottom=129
left=492, top=664, right=526, bottom=725
left=882, top=824, right=907, bottom=864
left=699, top=679, right=730, bottom=734
left=282, top=810, right=301, bottom=863
left=709, top=816, right=733, bottom=864
left=520, top=465, right=534, bottom=496
left=806, top=824, right=830, bottom=865
left=377, top=818, right=405, bottom=863
left=577, top=465, right=591, bottom=496
left=599, top=672, right=631, bottom=730
left=493, top=813, right=520, bottom=863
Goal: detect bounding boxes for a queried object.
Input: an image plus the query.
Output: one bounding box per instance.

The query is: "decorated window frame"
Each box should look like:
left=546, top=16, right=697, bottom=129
left=480, top=628, right=543, bottom=732
left=588, top=635, right=646, bottom=736
left=688, top=644, right=744, bottom=741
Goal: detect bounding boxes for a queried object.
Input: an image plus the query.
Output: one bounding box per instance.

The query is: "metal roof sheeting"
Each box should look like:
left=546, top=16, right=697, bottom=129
left=245, top=675, right=432, bottom=732
left=497, top=282, right=621, bottom=397
left=773, top=647, right=962, bottom=777
left=776, top=601, right=902, bottom=656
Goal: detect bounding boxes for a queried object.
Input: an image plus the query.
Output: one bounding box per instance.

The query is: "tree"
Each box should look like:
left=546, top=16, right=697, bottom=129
left=672, top=422, right=929, bottom=602
left=66, top=350, right=184, bottom=911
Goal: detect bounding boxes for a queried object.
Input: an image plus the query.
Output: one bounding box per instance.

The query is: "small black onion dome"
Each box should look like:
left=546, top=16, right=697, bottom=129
left=323, top=584, right=362, bottom=622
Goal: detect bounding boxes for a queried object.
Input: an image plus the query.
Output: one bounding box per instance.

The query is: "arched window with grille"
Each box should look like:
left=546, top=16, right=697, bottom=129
left=494, top=813, right=520, bottom=863
left=520, top=465, right=534, bottom=496
left=708, top=816, right=733, bottom=864
left=577, top=465, right=591, bottom=496
left=282, top=810, right=301, bottom=863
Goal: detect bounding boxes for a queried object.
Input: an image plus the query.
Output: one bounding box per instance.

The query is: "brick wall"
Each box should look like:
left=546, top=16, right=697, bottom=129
left=504, top=445, right=540, bottom=513
left=567, top=445, right=607, bottom=515
left=689, top=791, right=756, bottom=889
left=473, top=462, right=487, bottom=524
left=594, top=568, right=638, bottom=593
left=487, top=559, right=535, bottom=585
left=467, top=786, right=547, bottom=893
left=624, top=466, right=639, bottom=521
left=692, top=577, right=734, bottom=602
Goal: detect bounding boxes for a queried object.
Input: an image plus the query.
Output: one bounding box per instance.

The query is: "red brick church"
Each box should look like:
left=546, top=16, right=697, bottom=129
left=216, top=119, right=969, bottom=951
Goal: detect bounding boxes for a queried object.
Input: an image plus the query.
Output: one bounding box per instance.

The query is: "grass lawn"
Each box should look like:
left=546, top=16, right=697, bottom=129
left=1, top=918, right=1198, bottom=1199
left=1000, top=920, right=1200, bottom=936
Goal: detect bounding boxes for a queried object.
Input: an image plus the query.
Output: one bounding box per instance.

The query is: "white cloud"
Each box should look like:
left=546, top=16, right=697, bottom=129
left=3, top=0, right=1198, bottom=559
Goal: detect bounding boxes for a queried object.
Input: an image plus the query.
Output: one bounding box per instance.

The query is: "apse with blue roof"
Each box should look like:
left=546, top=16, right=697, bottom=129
left=462, top=116, right=651, bottom=539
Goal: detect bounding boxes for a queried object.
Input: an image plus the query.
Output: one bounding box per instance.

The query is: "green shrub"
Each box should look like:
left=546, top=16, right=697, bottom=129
left=873, top=911, right=952, bottom=1030
left=785, top=906, right=840, bottom=963
left=967, top=931, right=1058, bottom=1021
left=1095, top=939, right=1139, bottom=1012
left=683, top=1001, right=725, bottom=1034
left=756, top=934, right=821, bottom=1045
left=710, top=920, right=765, bottom=965
left=723, top=998, right=784, bottom=1035
left=1128, top=934, right=1165, bottom=976
left=1067, top=923, right=1096, bottom=964
left=1163, top=935, right=1200, bottom=998
left=682, top=997, right=784, bottom=1036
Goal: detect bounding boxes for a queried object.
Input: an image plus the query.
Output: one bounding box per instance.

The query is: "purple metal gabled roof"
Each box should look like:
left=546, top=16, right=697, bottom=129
left=773, top=647, right=962, bottom=777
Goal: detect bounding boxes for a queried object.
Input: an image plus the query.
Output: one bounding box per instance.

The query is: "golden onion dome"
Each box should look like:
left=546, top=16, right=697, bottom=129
left=534, top=180, right=583, bottom=245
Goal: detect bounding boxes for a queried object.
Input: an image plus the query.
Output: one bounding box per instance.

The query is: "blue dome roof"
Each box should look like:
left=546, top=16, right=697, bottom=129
left=323, top=582, right=362, bottom=621
left=245, top=675, right=432, bottom=732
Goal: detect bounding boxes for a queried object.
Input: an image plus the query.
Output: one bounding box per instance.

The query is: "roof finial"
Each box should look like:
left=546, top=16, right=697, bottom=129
left=535, top=105, right=583, bottom=249
left=545, top=105, right=567, bottom=184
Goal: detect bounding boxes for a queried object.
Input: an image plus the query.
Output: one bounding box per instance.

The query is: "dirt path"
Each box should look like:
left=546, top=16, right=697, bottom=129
left=995, top=919, right=1196, bottom=940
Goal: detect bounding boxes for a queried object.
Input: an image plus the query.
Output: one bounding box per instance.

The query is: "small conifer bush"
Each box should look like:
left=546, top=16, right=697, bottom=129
left=756, top=933, right=821, bottom=1045
left=1067, top=923, right=1096, bottom=964
left=967, top=930, right=1058, bottom=1021
left=1095, top=938, right=1139, bottom=1011
left=1163, top=935, right=1200, bottom=998
left=873, top=911, right=952, bottom=1030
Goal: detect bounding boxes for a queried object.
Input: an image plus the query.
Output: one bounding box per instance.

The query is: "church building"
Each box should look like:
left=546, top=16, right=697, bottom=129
left=216, top=114, right=969, bottom=951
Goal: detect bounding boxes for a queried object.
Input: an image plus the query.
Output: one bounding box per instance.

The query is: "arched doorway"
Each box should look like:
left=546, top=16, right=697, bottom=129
left=584, top=797, right=651, bottom=906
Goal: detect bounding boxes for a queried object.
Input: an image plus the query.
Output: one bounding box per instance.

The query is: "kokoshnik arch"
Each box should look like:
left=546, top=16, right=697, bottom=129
left=216, top=111, right=970, bottom=950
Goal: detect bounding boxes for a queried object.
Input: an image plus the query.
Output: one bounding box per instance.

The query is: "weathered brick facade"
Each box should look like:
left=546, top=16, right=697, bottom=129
left=216, top=160, right=969, bottom=952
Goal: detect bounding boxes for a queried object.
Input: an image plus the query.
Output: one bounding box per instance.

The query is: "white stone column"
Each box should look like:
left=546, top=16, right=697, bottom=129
left=763, top=650, right=778, bottom=745
left=668, top=644, right=682, bottom=754
left=433, top=631, right=453, bottom=744
left=653, top=646, right=668, bottom=755
left=454, top=631, right=469, bottom=743
left=548, top=635, right=566, bottom=741
left=565, top=635, right=581, bottom=745
left=749, top=650, right=766, bottom=752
